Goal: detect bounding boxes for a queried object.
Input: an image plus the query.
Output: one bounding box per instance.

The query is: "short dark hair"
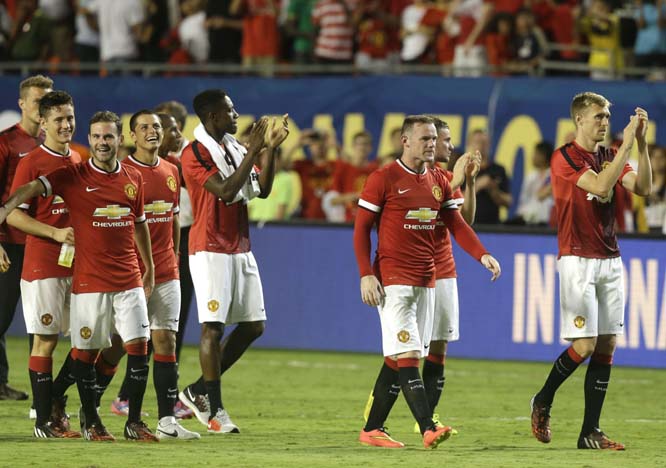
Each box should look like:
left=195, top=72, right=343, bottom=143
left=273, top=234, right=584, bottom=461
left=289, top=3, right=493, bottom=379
left=39, top=91, right=73, bottom=118
left=89, top=110, right=122, bottom=135
left=430, top=117, right=449, bottom=132
left=157, top=113, right=177, bottom=129
left=154, top=100, right=188, bottom=130
left=352, top=130, right=372, bottom=142
left=193, top=89, right=227, bottom=122
left=535, top=141, right=554, bottom=164
left=129, top=109, right=159, bottom=132
left=401, top=115, right=435, bottom=136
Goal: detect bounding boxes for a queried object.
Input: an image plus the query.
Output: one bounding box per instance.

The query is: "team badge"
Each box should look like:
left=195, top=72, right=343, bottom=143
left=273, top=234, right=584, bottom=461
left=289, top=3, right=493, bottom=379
left=80, top=326, right=92, bottom=339
left=397, top=330, right=410, bottom=343
left=40, top=314, right=53, bottom=326
left=432, top=185, right=443, bottom=202
left=574, top=316, right=586, bottom=329
left=166, top=175, right=177, bottom=192
left=124, top=183, right=137, bottom=200
left=208, top=300, right=219, bottom=312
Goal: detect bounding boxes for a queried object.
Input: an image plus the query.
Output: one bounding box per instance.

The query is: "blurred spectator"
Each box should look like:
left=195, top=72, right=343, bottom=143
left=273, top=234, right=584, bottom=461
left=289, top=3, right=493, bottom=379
left=285, top=0, right=316, bottom=63
left=420, top=0, right=457, bottom=68
left=532, top=0, right=580, bottom=62
left=231, top=0, right=279, bottom=68
left=379, top=126, right=402, bottom=165
left=290, top=129, right=338, bottom=219
left=508, top=8, right=548, bottom=74
left=249, top=149, right=302, bottom=221
left=73, top=0, right=99, bottom=62
left=141, top=0, right=169, bottom=62
left=88, top=0, right=149, bottom=63
left=9, top=0, right=51, bottom=61
left=176, top=0, right=208, bottom=63
left=513, top=141, right=553, bottom=225
left=355, top=0, right=391, bottom=70
left=468, top=128, right=512, bottom=223
left=323, top=130, right=378, bottom=222
left=644, top=145, right=666, bottom=232
left=39, top=0, right=74, bottom=62
left=0, top=3, right=11, bottom=59
left=577, top=0, right=624, bottom=79
left=633, top=0, right=666, bottom=78
left=485, top=11, right=513, bottom=74
left=400, top=0, right=431, bottom=62
left=449, top=0, right=494, bottom=77
left=312, top=0, right=358, bottom=63
left=206, top=0, right=242, bottom=63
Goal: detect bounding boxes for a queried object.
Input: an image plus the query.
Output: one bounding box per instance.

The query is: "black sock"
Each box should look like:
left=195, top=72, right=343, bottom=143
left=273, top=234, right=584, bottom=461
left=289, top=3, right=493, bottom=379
left=52, top=350, right=76, bottom=399
left=29, top=356, right=53, bottom=426
left=191, top=376, right=206, bottom=395
left=153, top=355, right=178, bottom=420
left=422, top=355, right=445, bottom=414
left=536, top=346, right=585, bottom=405
left=125, top=353, right=149, bottom=423
left=205, top=379, right=222, bottom=418
left=581, top=353, right=612, bottom=436
left=73, top=358, right=98, bottom=426
left=117, top=372, right=131, bottom=401
left=364, top=359, right=400, bottom=432
left=398, top=359, right=433, bottom=434
left=94, top=354, right=118, bottom=407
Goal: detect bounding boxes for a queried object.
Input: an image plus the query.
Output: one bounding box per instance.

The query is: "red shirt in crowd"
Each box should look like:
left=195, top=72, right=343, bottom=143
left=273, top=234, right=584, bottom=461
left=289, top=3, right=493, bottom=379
left=293, top=159, right=336, bottom=219
left=331, top=160, right=378, bottom=221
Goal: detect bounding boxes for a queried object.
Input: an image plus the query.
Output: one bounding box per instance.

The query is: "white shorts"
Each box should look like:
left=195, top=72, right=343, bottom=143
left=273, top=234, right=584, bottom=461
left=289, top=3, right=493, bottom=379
left=558, top=256, right=625, bottom=340
left=147, top=280, right=181, bottom=332
left=431, top=278, right=459, bottom=342
left=21, top=277, right=71, bottom=335
left=378, top=285, right=435, bottom=358
left=190, top=251, right=266, bottom=325
left=70, top=287, right=150, bottom=350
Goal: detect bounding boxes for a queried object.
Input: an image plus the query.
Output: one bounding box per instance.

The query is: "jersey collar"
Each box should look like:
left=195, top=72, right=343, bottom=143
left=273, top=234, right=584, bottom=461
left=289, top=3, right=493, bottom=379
left=397, top=158, right=426, bottom=175
left=88, top=158, right=121, bottom=174
left=128, top=154, right=160, bottom=168
left=41, top=144, right=71, bottom=158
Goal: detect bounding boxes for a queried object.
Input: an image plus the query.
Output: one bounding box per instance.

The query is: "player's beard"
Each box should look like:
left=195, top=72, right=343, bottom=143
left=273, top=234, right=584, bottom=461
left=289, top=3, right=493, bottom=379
left=92, top=145, right=116, bottom=163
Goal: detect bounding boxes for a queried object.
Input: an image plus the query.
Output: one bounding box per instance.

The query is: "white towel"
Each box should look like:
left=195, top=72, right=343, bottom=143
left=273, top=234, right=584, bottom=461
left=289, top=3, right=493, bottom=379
left=193, top=123, right=261, bottom=204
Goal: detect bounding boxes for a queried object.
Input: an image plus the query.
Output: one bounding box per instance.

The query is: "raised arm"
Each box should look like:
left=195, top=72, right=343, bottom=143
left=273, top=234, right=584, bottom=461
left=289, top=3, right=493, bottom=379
left=258, top=114, right=290, bottom=198
left=621, top=107, right=652, bottom=196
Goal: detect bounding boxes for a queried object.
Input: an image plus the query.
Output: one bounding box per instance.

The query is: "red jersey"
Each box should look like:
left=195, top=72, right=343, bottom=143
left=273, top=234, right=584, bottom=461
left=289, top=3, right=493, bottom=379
left=293, top=159, right=336, bottom=219
left=551, top=141, right=633, bottom=259
left=11, top=145, right=82, bottom=281
left=124, top=155, right=180, bottom=284
left=181, top=140, right=251, bottom=255
left=331, top=160, right=378, bottom=221
left=40, top=159, right=146, bottom=294
left=358, top=159, right=456, bottom=288
left=434, top=168, right=465, bottom=279
left=0, top=123, right=44, bottom=244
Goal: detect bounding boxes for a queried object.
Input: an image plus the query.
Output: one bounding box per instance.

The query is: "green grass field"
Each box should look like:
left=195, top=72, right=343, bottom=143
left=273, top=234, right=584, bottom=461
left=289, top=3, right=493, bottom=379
left=0, top=336, right=664, bottom=468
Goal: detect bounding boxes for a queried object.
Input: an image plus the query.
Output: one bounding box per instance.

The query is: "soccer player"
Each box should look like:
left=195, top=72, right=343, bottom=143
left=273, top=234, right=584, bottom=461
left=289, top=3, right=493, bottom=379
left=530, top=92, right=651, bottom=450
left=0, top=74, right=53, bottom=401
left=355, top=115, right=500, bottom=449
left=178, top=89, right=289, bottom=433
left=0, top=111, right=157, bottom=442
left=7, top=91, right=82, bottom=438
left=93, top=110, right=200, bottom=440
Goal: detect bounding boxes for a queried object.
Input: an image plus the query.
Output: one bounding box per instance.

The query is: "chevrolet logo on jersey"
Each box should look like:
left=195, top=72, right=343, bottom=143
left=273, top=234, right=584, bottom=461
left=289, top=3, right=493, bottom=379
left=144, top=200, right=173, bottom=215
left=405, top=208, right=439, bottom=222
left=93, top=205, right=131, bottom=219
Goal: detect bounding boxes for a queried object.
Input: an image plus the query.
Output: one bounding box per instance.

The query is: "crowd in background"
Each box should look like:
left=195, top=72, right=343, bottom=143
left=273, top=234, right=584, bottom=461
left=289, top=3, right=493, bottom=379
left=0, top=0, right=665, bottom=79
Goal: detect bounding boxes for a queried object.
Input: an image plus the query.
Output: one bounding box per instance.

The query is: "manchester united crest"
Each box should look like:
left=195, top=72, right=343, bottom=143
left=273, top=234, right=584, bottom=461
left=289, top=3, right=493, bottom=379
left=166, top=175, right=177, bottom=193
left=397, top=330, right=410, bottom=343
left=80, top=326, right=92, bottom=339
left=124, top=183, right=137, bottom=200
left=574, top=316, right=586, bottom=329
left=432, top=185, right=443, bottom=202
left=40, top=314, right=53, bottom=326
left=208, top=300, right=219, bottom=312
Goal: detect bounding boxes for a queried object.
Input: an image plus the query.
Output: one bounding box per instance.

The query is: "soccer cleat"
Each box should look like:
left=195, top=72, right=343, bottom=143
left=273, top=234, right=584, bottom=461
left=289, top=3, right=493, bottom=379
left=207, top=408, right=240, bottom=434
left=0, top=383, right=29, bottom=400
left=110, top=397, right=148, bottom=417
left=362, top=391, right=374, bottom=422
left=173, top=400, right=194, bottom=420
left=33, top=422, right=80, bottom=439
left=50, top=395, right=72, bottom=432
left=179, top=387, right=211, bottom=427
left=423, top=425, right=453, bottom=449
left=413, top=414, right=458, bottom=435
left=156, top=416, right=201, bottom=440
left=530, top=395, right=552, bottom=443
left=359, top=427, right=405, bottom=448
left=124, top=420, right=159, bottom=442
left=83, top=423, right=115, bottom=442
left=577, top=429, right=625, bottom=450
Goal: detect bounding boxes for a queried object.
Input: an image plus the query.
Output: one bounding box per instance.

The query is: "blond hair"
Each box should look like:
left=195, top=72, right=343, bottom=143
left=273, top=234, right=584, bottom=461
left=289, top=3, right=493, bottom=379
left=570, top=92, right=611, bottom=124
left=19, top=75, right=54, bottom=99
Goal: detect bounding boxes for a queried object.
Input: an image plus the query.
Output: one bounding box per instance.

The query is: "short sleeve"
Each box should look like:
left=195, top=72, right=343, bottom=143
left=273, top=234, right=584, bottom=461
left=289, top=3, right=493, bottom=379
left=42, top=165, right=74, bottom=199
left=133, top=172, right=145, bottom=223
left=438, top=173, right=457, bottom=210
left=551, top=148, right=589, bottom=185
left=10, top=157, right=36, bottom=210
left=358, top=170, right=385, bottom=213
left=182, top=142, right=219, bottom=187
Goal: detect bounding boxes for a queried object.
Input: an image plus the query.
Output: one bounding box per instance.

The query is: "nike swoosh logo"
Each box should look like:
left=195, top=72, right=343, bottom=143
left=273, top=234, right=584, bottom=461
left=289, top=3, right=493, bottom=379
left=141, top=324, right=149, bottom=328
left=158, top=429, right=179, bottom=438
left=398, top=188, right=411, bottom=194
left=85, top=186, right=100, bottom=192
left=407, top=379, right=421, bottom=384
left=130, top=368, right=144, bottom=373
left=18, top=152, right=29, bottom=157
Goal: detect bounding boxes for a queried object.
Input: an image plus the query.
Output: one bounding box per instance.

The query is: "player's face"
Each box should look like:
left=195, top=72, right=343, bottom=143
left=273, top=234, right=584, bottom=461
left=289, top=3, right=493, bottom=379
left=217, top=96, right=239, bottom=135
left=89, top=121, right=122, bottom=164
left=468, top=131, right=488, bottom=158
left=41, top=104, right=75, bottom=146
left=160, top=116, right=184, bottom=154
left=19, top=86, right=52, bottom=126
left=435, top=127, right=454, bottom=163
left=576, top=104, right=610, bottom=143
left=131, top=114, right=163, bottom=152
left=351, top=135, right=372, bottom=164
left=403, top=123, right=437, bottom=165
